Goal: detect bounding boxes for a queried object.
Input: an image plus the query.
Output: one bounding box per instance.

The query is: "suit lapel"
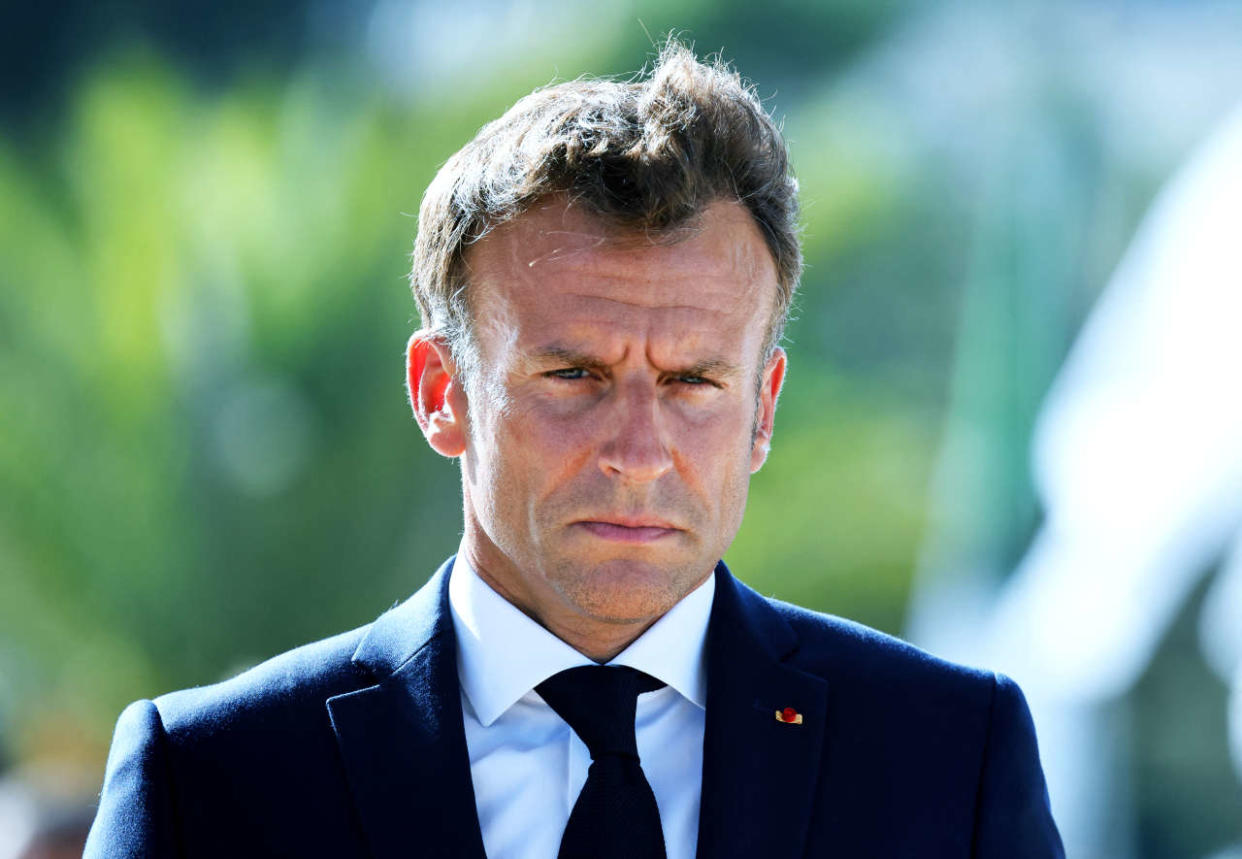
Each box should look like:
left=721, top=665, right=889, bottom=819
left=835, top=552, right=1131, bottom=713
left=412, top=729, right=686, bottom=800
left=697, top=563, right=830, bottom=859
left=327, top=557, right=487, bottom=859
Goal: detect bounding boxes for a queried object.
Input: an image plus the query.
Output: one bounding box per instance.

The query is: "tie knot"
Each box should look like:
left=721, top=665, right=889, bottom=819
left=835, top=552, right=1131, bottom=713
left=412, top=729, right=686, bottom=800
left=536, top=666, right=665, bottom=761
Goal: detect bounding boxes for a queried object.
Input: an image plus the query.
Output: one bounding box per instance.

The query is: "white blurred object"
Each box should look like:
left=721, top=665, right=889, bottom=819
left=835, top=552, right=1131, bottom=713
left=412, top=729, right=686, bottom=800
left=0, top=768, right=95, bottom=859
left=987, top=103, right=1242, bottom=705
left=0, top=778, right=37, bottom=859
left=912, top=101, right=1242, bottom=858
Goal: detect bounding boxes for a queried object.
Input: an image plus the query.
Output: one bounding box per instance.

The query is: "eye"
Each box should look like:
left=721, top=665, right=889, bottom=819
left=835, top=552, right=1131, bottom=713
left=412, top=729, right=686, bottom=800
left=546, top=367, right=593, bottom=380
left=671, top=373, right=722, bottom=389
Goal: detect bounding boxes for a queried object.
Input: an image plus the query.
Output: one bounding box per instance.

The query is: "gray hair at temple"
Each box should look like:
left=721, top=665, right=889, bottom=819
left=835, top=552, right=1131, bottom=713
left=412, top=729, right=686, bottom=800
left=409, top=41, right=802, bottom=381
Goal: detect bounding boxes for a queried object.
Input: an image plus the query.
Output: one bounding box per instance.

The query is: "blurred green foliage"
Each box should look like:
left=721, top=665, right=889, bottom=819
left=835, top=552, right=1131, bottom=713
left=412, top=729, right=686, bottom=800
left=1, top=52, right=463, bottom=759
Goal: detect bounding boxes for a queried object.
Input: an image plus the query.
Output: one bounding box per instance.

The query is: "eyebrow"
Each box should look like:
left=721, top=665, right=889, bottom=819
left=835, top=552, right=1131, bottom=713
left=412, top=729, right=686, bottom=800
left=530, top=346, right=742, bottom=380
left=532, top=347, right=609, bottom=371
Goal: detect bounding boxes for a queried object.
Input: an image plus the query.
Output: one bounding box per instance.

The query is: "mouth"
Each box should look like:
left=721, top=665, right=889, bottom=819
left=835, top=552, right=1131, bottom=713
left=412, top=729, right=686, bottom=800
left=572, top=517, right=682, bottom=544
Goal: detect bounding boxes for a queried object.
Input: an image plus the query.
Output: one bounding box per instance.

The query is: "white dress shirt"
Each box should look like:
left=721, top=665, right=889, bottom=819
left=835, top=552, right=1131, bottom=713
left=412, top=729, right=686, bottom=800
left=448, top=553, right=714, bottom=859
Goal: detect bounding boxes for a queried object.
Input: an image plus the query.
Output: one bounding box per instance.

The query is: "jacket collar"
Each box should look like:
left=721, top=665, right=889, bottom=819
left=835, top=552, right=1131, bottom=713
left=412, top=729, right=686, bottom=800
left=327, top=557, right=488, bottom=859
left=327, top=557, right=829, bottom=859
left=349, top=557, right=451, bottom=681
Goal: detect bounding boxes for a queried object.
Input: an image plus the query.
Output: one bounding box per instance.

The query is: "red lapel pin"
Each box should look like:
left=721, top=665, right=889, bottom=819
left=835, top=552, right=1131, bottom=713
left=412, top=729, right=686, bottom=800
left=774, top=706, right=803, bottom=725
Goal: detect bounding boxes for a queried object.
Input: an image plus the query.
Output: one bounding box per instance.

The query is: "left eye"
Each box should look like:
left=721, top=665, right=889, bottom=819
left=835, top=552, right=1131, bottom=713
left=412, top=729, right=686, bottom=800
left=677, top=375, right=708, bottom=385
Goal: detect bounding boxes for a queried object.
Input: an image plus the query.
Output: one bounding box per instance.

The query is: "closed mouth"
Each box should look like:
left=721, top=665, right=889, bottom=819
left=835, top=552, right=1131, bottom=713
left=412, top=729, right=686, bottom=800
left=573, top=519, right=682, bottom=543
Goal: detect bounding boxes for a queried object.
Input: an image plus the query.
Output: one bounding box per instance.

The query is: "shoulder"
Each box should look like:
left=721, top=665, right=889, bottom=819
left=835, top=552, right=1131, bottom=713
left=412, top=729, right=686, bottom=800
left=152, top=624, right=373, bottom=739
left=752, top=593, right=1031, bottom=799
left=749, top=595, right=1062, bottom=854
left=91, top=623, right=382, bottom=844
left=761, top=593, right=999, bottom=710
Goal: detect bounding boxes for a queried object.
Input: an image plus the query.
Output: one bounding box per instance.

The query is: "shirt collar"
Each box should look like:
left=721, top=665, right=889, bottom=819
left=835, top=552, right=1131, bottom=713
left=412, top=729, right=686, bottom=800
left=448, top=552, right=714, bottom=727
left=609, top=571, right=713, bottom=709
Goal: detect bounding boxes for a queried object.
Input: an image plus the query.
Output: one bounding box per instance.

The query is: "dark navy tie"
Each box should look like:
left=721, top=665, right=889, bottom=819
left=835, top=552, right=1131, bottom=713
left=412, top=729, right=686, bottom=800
left=536, top=665, right=669, bottom=859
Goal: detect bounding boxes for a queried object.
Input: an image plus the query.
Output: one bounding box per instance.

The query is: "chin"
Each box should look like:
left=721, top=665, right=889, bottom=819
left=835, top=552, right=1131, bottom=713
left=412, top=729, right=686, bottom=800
left=551, top=556, right=706, bottom=625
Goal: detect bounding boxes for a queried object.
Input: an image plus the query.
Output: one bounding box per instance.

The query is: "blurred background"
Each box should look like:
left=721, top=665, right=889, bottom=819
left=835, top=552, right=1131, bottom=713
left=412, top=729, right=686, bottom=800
left=2, top=0, right=1241, bottom=855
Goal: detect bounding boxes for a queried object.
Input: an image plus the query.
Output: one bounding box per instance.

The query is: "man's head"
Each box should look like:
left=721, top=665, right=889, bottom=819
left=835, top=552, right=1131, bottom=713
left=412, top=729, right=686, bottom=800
left=409, top=41, right=801, bottom=380
left=406, top=44, right=800, bottom=659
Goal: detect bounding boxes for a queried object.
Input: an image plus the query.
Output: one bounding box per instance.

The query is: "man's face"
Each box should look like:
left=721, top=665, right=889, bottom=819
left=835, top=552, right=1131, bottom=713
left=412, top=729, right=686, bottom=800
left=441, top=197, right=785, bottom=642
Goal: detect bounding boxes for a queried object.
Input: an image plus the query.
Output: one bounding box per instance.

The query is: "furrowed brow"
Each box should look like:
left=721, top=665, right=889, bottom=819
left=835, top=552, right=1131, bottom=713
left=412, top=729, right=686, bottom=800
left=529, top=346, right=741, bottom=381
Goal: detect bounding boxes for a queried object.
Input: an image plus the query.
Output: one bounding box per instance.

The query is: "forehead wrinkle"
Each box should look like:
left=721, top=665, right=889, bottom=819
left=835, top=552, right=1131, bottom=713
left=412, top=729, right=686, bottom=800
left=474, top=203, right=776, bottom=308
left=527, top=227, right=767, bottom=287
left=563, top=291, right=738, bottom=314
left=556, top=249, right=760, bottom=290
left=521, top=230, right=611, bottom=269
left=524, top=294, right=757, bottom=367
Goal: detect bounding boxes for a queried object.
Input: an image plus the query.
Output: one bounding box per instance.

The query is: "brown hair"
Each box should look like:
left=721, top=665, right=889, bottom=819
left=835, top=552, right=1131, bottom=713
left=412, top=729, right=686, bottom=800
left=410, top=41, right=801, bottom=374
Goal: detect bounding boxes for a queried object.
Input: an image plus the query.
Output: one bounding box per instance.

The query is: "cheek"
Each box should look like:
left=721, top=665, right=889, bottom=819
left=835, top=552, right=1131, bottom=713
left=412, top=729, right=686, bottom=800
left=481, top=405, right=595, bottom=502
left=677, top=399, right=755, bottom=454
left=673, top=408, right=758, bottom=499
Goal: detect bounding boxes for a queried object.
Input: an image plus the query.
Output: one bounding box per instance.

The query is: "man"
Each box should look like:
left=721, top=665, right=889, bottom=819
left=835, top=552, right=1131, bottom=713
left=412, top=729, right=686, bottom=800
left=86, top=44, right=1063, bottom=858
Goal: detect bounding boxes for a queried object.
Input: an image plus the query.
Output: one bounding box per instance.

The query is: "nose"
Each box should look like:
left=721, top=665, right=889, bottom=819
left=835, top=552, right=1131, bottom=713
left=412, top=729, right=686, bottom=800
left=597, top=381, right=674, bottom=483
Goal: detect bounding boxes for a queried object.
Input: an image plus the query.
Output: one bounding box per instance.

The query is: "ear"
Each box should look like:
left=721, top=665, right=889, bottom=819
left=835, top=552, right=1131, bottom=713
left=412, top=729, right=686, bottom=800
left=406, top=331, right=467, bottom=458
left=750, top=347, right=787, bottom=474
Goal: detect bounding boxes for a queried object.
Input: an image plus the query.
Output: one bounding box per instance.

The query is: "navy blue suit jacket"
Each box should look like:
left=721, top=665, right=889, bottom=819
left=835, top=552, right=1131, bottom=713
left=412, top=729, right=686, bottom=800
left=85, top=558, right=1064, bottom=857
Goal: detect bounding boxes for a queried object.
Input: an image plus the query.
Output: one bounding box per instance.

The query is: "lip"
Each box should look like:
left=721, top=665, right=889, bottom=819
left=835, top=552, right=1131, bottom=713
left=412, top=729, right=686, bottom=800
left=573, top=518, right=682, bottom=544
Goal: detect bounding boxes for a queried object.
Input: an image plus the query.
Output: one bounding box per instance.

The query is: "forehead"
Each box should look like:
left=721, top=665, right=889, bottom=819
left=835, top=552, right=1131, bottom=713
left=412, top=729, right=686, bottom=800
left=464, top=198, right=778, bottom=354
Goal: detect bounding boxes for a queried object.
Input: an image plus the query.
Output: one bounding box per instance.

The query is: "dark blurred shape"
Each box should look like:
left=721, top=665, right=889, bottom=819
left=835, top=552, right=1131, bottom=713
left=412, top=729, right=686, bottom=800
left=0, top=0, right=324, bottom=128
left=690, top=0, right=896, bottom=94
